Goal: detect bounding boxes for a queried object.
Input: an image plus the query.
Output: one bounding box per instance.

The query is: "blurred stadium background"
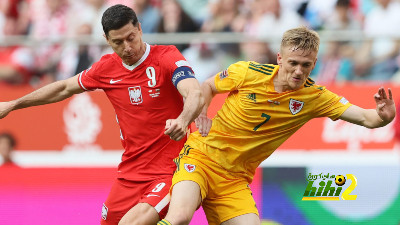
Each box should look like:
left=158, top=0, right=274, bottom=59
left=1, top=0, right=400, bottom=224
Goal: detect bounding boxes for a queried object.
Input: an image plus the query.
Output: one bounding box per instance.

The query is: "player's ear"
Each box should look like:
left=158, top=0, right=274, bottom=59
left=312, top=57, right=318, bottom=69
left=137, top=22, right=142, bottom=33
left=277, top=52, right=282, bottom=66
left=103, top=33, right=111, bottom=46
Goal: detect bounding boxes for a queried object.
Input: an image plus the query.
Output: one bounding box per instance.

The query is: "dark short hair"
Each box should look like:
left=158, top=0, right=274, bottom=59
left=101, top=4, right=139, bottom=36
left=0, top=132, right=16, bottom=148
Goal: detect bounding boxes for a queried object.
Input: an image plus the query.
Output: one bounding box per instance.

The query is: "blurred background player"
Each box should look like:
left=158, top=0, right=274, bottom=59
left=0, top=132, right=17, bottom=166
left=0, top=4, right=204, bottom=225
left=157, top=0, right=200, bottom=52
left=0, top=0, right=34, bottom=85
left=354, top=0, right=400, bottom=81
left=157, top=26, right=396, bottom=225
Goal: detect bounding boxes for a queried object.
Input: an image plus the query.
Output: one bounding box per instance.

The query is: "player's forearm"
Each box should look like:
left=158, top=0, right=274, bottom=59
left=178, top=89, right=204, bottom=126
left=361, top=109, right=391, bottom=128
left=200, top=79, right=216, bottom=116
left=10, top=80, right=75, bottom=111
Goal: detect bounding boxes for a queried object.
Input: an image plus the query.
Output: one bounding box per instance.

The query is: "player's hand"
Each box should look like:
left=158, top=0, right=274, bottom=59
left=0, top=102, right=13, bottom=119
left=195, top=113, right=212, bottom=137
left=374, top=87, right=396, bottom=123
left=164, top=118, right=188, bottom=141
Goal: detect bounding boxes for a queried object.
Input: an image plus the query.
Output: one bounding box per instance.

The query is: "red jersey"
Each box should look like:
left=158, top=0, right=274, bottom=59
left=78, top=44, right=190, bottom=181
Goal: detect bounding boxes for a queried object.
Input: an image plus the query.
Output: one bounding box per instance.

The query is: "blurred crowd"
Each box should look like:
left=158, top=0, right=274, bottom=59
left=1, top=0, right=400, bottom=86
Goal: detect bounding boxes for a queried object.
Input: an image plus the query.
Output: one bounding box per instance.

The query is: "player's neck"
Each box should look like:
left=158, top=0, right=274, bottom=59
left=273, top=72, right=289, bottom=93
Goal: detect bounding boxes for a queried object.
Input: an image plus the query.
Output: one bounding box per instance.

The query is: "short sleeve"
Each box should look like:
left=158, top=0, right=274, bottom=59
left=314, top=88, right=352, bottom=120
left=160, top=46, right=192, bottom=81
left=78, top=61, right=102, bottom=91
left=214, top=61, right=248, bottom=93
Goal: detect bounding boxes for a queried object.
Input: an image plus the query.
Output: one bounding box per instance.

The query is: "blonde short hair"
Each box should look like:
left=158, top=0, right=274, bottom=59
left=280, top=26, right=320, bottom=53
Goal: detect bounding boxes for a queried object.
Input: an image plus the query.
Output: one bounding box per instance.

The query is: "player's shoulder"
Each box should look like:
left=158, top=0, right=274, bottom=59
left=303, top=77, right=325, bottom=91
left=247, top=61, right=277, bottom=76
left=226, top=61, right=249, bottom=73
left=228, top=61, right=277, bottom=77
left=150, top=45, right=190, bottom=70
left=92, top=52, right=120, bottom=72
left=150, top=44, right=180, bottom=56
left=98, top=52, right=117, bottom=63
left=301, top=77, right=331, bottom=98
left=149, top=45, right=184, bottom=62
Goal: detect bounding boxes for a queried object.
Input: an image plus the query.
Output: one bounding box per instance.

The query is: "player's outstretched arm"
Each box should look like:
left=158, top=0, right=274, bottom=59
left=0, top=74, right=84, bottom=119
left=194, top=75, right=219, bottom=137
left=339, top=87, right=396, bottom=128
left=165, top=77, right=204, bottom=141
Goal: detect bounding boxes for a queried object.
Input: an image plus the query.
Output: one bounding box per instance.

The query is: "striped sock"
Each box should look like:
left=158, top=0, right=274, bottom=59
left=158, top=219, right=172, bottom=225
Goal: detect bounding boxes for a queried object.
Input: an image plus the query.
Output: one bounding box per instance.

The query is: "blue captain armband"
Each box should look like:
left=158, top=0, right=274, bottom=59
left=172, top=66, right=196, bottom=87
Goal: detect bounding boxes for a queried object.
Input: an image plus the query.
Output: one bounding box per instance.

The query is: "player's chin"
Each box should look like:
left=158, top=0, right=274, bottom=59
left=123, top=56, right=136, bottom=65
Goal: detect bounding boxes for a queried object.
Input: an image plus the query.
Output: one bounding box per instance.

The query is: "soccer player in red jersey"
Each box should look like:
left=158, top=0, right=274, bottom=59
left=0, top=4, right=204, bottom=225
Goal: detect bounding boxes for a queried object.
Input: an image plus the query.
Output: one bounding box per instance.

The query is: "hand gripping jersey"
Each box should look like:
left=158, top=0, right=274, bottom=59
left=78, top=44, right=194, bottom=181
left=187, top=61, right=352, bottom=183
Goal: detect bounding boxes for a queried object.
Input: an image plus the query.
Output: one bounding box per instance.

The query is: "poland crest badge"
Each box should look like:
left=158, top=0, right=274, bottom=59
left=128, top=86, right=143, bottom=104
left=184, top=163, right=196, bottom=173
left=289, top=99, right=304, bottom=115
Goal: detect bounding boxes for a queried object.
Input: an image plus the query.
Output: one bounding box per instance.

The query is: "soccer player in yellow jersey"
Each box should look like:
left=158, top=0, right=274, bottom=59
left=157, top=27, right=396, bottom=225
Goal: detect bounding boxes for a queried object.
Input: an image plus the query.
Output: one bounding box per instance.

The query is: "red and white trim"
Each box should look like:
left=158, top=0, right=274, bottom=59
left=78, top=71, right=88, bottom=91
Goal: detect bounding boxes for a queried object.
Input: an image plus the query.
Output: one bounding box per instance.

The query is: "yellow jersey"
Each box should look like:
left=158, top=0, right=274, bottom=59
left=187, top=61, right=352, bottom=182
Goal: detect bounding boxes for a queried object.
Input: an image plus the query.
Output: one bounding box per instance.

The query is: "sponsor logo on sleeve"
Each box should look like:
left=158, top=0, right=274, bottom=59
left=219, top=70, right=228, bottom=79
left=339, top=97, right=349, bottom=105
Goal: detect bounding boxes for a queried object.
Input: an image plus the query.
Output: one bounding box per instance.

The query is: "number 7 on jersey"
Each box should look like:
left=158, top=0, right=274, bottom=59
left=253, top=113, right=271, bottom=131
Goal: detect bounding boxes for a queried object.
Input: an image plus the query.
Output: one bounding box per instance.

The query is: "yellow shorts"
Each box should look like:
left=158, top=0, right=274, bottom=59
left=172, top=144, right=259, bottom=225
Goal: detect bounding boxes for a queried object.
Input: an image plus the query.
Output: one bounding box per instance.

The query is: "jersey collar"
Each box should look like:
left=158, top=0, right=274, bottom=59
left=122, top=43, right=150, bottom=71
